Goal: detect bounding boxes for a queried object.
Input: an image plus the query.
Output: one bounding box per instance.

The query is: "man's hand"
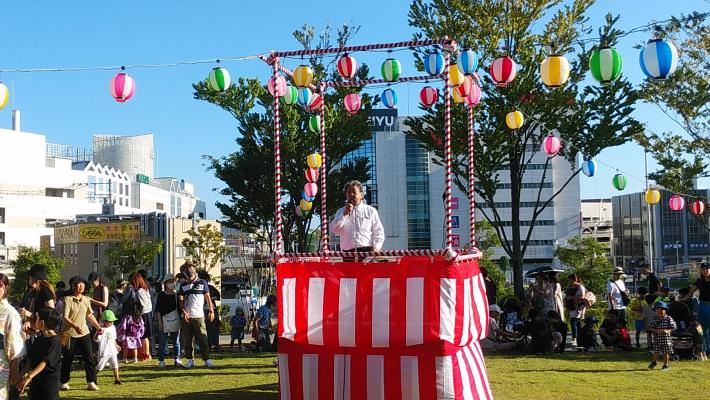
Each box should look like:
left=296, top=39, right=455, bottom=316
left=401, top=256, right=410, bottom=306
left=17, top=377, right=30, bottom=393
left=207, top=310, right=215, bottom=322
left=343, top=203, right=354, bottom=216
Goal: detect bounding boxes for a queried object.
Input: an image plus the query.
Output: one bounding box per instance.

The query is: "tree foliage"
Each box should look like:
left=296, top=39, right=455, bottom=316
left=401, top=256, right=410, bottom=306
left=104, top=239, right=164, bottom=281
left=182, top=223, right=228, bottom=279
left=474, top=220, right=513, bottom=301
left=556, top=236, right=612, bottom=296
left=9, top=247, right=65, bottom=303
left=196, top=24, right=375, bottom=253
left=407, top=0, right=643, bottom=298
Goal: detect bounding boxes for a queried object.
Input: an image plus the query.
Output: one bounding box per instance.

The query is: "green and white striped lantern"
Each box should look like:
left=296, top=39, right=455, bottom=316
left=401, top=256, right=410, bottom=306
left=308, top=115, right=321, bottom=133
left=280, top=85, right=298, bottom=106
left=208, top=67, right=231, bottom=92
left=589, top=45, right=622, bottom=85
left=612, top=173, right=627, bottom=191
left=381, top=58, right=401, bottom=82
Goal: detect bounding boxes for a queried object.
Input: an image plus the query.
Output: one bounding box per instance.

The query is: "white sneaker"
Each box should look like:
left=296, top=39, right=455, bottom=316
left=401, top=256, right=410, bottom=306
left=205, top=359, right=214, bottom=368
left=572, top=339, right=578, bottom=347
left=60, top=383, right=71, bottom=391
left=174, top=358, right=183, bottom=367
left=184, top=359, right=195, bottom=369
left=158, top=360, right=165, bottom=368
left=87, top=382, right=99, bottom=391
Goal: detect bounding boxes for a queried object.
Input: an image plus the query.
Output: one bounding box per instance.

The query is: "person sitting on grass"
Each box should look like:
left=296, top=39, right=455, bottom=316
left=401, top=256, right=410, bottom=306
left=577, top=316, right=599, bottom=352
left=18, top=308, right=62, bottom=400
left=628, top=286, right=648, bottom=349
left=480, top=305, right=518, bottom=353
left=599, top=309, right=622, bottom=349
left=95, top=310, right=121, bottom=385
left=648, top=301, right=677, bottom=372
left=545, top=310, right=568, bottom=353
left=526, top=309, right=554, bottom=355
left=230, top=308, right=247, bottom=351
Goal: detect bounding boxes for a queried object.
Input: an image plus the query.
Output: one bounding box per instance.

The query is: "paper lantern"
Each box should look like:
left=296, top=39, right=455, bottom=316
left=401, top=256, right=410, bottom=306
left=452, top=88, right=466, bottom=104
left=612, top=174, right=627, bottom=191
left=465, top=82, right=481, bottom=107
left=344, top=93, right=361, bottom=115
left=543, top=135, right=561, bottom=156
left=309, top=92, right=323, bottom=111
left=306, top=153, right=322, bottom=169
left=302, top=190, right=315, bottom=202
left=305, top=168, right=319, bottom=183
left=581, top=159, right=597, bottom=177
left=419, top=86, right=438, bottom=108
left=691, top=200, right=705, bottom=216
left=297, top=88, right=313, bottom=107
left=295, top=205, right=303, bottom=217
left=455, top=75, right=474, bottom=97
left=589, top=45, right=623, bottom=84
left=293, top=64, right=314, bottom=87
left=457, top=49, right=479, bottom=75
left=337, top=54, right=358, bottom=79
left=0, top=82, right=8, bottom=110
left=640, top=38, right=678, bottom=81
left=669, top=194, right=685, bottom=211
left=299, top=199, right=313, bottom=212
left=505, top=110, right=524, bottom=129
left=308, top=115, right=320, bottom=133
left=540, top=53, right=570, bottom=87
left=110, top=72, right=135, bottom=103
left=382, top=88, right=398, bottom=109
left=208, top=67, right=231, bottom=92
left=424, top=52, right=445, bottom=76
left=381, top=58, right=401, bottom=82
left=645, top=189, right=661, bottom=205
left=281, top=85, right=298, bottom=105
left=490, top=56, right=517, bottom=87
left=449, top=64, right=465, bottom=86
left=304, top=182, right=318, bottom=198
left=267, top=75, right=287, bottom=96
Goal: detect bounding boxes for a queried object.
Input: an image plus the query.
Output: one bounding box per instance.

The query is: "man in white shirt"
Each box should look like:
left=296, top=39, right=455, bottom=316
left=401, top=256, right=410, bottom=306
left=330, top=180, right=385, bottom=259
left=607, top=267, right=629, bottom=322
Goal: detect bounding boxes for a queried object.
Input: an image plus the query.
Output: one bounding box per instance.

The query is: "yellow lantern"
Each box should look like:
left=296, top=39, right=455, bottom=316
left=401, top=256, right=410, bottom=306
left=505, top=110, right=524, bottom=129
left=306, top=153, right=322, bottom=169
left=0, top=82, right=8, bottom=110
left=449, top=64, right=465, bottom=86
left=293, top=64, right=314, bottom=88
left=299, top=199, right=313, bottom=211
left=540, top=54, right=570, bottom=87
left=452, top=88, right=466, bottom=104
left=645, top=189, right=661, bottom=205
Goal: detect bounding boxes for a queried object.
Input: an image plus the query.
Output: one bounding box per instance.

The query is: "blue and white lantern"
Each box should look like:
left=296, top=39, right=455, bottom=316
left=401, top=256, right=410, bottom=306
left=640, top=38, right=678, bottom=81
left=457, top=49, right=479, bottom=75
left=581, top=159, right=597, bottom=177
left=302, top=190, right=315, bottom=202
left=297, top=87, right=313, bottom=107
left=424, top=52, right=445, bottom=76
left=381, top=88, right=398, bottom=109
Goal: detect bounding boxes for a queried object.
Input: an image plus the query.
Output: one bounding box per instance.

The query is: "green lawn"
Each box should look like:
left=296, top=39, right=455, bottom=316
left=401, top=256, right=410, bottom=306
left=58, top=350, right=710, bottom=399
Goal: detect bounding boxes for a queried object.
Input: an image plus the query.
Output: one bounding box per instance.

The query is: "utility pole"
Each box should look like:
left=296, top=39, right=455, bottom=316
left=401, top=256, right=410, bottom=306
left=644, top=151, right=654, bottom=273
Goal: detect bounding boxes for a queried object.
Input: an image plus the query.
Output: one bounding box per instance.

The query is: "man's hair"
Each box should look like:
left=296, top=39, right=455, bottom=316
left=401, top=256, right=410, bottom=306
left=343, top=180, right=363, bottom=193
left=38, top=308, right=62, bottom=329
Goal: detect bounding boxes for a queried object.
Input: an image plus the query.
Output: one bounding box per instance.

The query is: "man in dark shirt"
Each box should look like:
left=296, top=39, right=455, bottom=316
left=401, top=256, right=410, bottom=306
left=641, top=264, right=662, bottom=296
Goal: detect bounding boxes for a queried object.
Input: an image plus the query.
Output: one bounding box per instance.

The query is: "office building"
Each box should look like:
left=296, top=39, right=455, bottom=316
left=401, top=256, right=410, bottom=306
left=582, top=198, right=613, bottom=256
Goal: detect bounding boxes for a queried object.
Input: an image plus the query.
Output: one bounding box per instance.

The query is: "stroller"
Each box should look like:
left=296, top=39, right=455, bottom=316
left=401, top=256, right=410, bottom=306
left=667, top=301, right=704, bottom=360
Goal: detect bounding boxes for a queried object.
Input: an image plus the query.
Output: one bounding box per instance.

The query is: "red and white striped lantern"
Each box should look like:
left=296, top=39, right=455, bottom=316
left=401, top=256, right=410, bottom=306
left=309, top=92, right=323, bottom=111
left=455, top=75, right=474, bottom=97
left=110, top=72, right=135, bottom=103
left=489, top=56, right=517, bottom=87
left=464, top=82, right=481, bottom=107
left=344, top=93, right=361, bottom=115
left=305, top=168, right=319, bottom=183
left=669, top=195, right=685, bottom=211
left=543, top=135, right=561, bottom=156
left=690, top=200, right=705, bottom=215
left=420, top=86, right=438, bottom=108
left=304, top=182, right=318, bottom=198
left=337, top=54, right=358, bottom=80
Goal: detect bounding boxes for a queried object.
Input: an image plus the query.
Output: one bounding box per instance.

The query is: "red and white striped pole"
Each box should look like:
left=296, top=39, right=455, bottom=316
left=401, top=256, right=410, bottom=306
left=318, top=82, right=329, bottom=251
left=467, top=105, right=476, bottom=248
left=272, top=58, right=283, bottom=255
left=443, top=53, right=453, bottom=249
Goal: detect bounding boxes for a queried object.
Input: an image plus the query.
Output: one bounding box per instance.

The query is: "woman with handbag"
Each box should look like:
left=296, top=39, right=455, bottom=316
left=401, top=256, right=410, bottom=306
left=156, top=274, right=182, bottom=368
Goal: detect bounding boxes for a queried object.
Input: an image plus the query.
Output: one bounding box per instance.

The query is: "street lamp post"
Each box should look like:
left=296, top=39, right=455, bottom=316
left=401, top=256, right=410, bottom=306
left=676, top=241, right=681, bottom=267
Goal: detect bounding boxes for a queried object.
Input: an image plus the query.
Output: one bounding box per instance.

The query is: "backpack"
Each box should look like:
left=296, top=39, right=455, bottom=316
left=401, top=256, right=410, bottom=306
left=107, top=291, right=121, bottom=317
left=122, top=288, right=144, bottom=317
left=583, top=291, right=597, bottom=307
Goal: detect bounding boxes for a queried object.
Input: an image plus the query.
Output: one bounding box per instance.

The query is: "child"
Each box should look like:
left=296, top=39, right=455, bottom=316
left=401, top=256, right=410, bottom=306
left=117, top=310, right=145, bottom=363
left=578, top=316, right=599, bottom=352
left=18, top=308, right=62, bottom=400
left=230, top=308, right=247, bottom=351
left=599, top=310, right=621, bottom=348
left=95, top=310, right=122, bottom=384
left=628, top=286, right=648, bottom=349
left=648, top=301, right=677, bottom=371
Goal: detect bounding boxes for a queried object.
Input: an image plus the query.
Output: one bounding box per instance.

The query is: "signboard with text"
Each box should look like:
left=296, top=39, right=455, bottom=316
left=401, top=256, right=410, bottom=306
left=451, top=197, right=459, bottom=209
left=452, top=216, right=460, bottom=229
left=55, top=222, right=141, bottom=244
left=451, top=234, right=460, bottom=247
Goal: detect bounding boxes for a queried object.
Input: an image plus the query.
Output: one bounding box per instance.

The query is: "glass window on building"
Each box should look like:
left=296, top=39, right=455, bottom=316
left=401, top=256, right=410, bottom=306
left=0, top=232, right=5, bottom=246
left=93, top=243, right=99, bottom=259
left=406, top=137, right=431, bottom=249
left=341, top=134, right=378, bottom=206
left=0, top=207, right=5, bottom=224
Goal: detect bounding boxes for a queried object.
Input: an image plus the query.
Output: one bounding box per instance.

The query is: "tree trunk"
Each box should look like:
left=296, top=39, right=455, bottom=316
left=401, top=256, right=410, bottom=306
left=509, top=145, right=524, bottom=299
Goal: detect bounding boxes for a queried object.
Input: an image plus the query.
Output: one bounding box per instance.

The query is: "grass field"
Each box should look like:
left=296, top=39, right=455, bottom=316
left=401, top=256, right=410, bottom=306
left=58, top=350, right=710, bottom=400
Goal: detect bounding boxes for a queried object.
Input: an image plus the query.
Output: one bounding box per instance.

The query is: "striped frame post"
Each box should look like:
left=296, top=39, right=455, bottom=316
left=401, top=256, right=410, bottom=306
left=467, top=105, right=476, bottom=248
left=443, top=52, right=454, bottom=249
left=272, top=57, right=283, bottom=255
left=318, top=82, right=329, bottom=251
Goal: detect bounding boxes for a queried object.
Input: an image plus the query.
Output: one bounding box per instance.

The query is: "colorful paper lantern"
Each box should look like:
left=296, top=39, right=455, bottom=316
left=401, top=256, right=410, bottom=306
left=295, top=205, right=303, bottom=217
left=110, top=72, right=135, bottom=103
left=454, top=75, right=474, bottom=97
left=267, top=75, right=287, bottom=96
left=640, top=38, right=678, bottom=81
left=645, top=189, right=661, bottom=205
left=308, top=115, right=320, bottom=133
left=304, top=182, right=318, bottom=198
left=465, top=82, right=481, bottom=107
left=490, top=56, right=517, bottom=87
left=540, top=53, right=570, bottom=87
left=297, top=87, right=313, bottom=107
left=0, top=82, right=8, bottom=110
left=589, top=45, right=623, bottom=84
left=419, top=86, right=438, bottom=108
left=449, top=64, right=465, bottom=86
left=302, top=190, right=315, bottom=202
left=669, top=194, right=685, bottom=211
left=581, top=159, right=597, bottom=177
left=337, top=54, right=358, bottom=80
left=382, top=88, right=398, bottom=109
left=505, top=110, right=524, bottom=130
left=208, top=66, right=231, bottom=92
left=344, top=93, right=361, bottom=115
left=452, top=88, right=466, bottom=104
left=424, top=52, right=445, bottom=76
left=381, top=58, right=401, bottom=82
left=691, top=200, right=705, bottom=216
left=612, top=174, right=627, bottom=191
left=293, top=64, right=314, bottom=88
left=305, top=168, right=319, bottom=183
left=307, top=153, right=322, bottom=169
left=457, top=49, right=479, bottom=75
left=299, top=199, right=313, bottom=212
left=543, top=135, right=561, bottom=156
left=281, top=85, right=298, bottom=105
left=309, top=92, right=323, bottom=111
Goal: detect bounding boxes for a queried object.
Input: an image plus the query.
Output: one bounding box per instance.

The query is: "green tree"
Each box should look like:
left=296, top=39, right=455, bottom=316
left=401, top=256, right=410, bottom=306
left=474, top=220, right=513, bottom=301
left=196, top=24, right=373, bottom=253
left=9, top=246, right=65, bottom=303
left=104, top=239, right=164, bottom=281
left=556, top=236, right=612, bottom=296
left=182, top=223, right=228, bottom=280
left=407, top=1, right=643, bottom=298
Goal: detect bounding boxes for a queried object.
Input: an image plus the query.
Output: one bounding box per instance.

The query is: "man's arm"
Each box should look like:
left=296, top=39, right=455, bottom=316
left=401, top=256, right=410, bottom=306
left=330, top=208, right=347, bottom=235
left=204, top=291, right=214, bottom=322
left=371, top=209, right=385, bottom=251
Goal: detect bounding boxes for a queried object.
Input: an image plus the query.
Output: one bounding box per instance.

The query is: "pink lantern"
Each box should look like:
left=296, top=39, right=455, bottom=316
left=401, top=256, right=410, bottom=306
left=669, top=195, right=685, bottom=211
left=267, top=75, right=287, bottom=96
left=110, top=72, right=135, bottom=103
left=420, top=86, right=438, bottom=108
left=295, top=205, right=303, bottom=217
left=344, top=93, right=361, bottom=115
left=455, top=75, right=474, bottom=97
left=465, top=82, right=481, bottom=107
left=337, top=54, right=358, bottom=80
left=309, top=92, right=323, bottom=111
left=690, top=200, right=705, bottom=215
left=543, top=135, right=561, bottom=156
left=304, top=182, right=318, bottom=198
left=305, top=168, right=319, bottom=183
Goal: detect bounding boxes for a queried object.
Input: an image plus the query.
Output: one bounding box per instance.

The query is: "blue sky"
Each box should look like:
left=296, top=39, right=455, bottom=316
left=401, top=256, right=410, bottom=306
left=0, top=0, right=705, bottom=219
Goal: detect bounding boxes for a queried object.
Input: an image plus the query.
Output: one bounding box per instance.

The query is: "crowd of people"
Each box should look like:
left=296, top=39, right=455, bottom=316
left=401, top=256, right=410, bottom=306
left=480, top=262, right=710, bottom=372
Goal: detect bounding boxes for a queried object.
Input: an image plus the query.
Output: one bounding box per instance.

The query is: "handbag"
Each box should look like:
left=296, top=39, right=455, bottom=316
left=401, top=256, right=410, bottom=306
left=161, top=293, right=180, bottom=333
left=612, top=280, right=631, bottom=306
